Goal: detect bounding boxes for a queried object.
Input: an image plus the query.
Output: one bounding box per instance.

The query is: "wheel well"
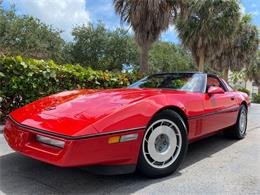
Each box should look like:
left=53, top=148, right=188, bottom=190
left=154, top=106, right=189, bottom=132
left=241, top=101, right=248, bottom=110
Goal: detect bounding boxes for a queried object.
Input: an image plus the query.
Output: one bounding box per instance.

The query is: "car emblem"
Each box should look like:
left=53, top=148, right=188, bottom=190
left=44, top=106, right=56, bottom=111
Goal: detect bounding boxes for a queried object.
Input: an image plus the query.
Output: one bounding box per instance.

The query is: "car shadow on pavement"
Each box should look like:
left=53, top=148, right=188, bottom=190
left=0, top=134, right=239, bottom=194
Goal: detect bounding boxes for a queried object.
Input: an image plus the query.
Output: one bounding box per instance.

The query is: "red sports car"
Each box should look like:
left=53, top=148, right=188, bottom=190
left=4, top=72, right=250, bottom=177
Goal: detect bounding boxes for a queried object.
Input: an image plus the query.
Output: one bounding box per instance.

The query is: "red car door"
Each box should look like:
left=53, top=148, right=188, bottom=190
left=201, top=76, right=238, bottom=134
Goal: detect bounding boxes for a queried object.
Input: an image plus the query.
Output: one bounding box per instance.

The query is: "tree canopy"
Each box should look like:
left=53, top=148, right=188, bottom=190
left=70, top=22, right=138, bottom=71
left=209, top=14, right=259, bottom=80
left=175, top=0, right=241, bottom=71
left=246, top=50, right=260, bottom=86
left=149, top=41, right=195, bottom=73
left=0, top=5, right=65, bottom=62
left=0, top=1, right=259, bottom=77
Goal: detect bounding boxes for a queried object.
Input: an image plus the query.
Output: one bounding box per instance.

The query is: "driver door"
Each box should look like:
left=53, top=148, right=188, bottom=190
left=202, top=76, right=238, bottom=134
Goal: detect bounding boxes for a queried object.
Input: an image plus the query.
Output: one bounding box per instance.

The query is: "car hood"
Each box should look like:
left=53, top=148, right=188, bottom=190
left=10, top=88, right=162, bottom=137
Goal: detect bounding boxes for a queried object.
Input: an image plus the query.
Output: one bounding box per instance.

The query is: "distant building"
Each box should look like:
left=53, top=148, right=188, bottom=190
left=228, top=70, right=259, bottom=98
left=236, top=80, right=259, bottom=98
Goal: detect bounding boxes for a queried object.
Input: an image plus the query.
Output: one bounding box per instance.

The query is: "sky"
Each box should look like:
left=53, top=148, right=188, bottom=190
left=2, top=0, right=260, bottom=43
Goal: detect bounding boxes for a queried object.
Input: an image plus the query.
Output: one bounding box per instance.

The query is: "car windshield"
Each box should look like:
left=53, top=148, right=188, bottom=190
left=128, top=73, right=206, bottom=93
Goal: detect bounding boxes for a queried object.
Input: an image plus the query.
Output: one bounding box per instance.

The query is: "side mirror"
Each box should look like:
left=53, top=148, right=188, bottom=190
left=207, top=86, right=224, bottom=95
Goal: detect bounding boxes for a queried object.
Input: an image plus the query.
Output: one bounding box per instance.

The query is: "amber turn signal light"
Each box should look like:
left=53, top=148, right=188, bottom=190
left=108, top=133, right=138, bottom=144
left=108, top=136, right=121, bottom=144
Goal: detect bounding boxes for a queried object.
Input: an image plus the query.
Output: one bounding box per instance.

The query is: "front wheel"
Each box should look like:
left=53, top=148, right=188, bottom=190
left=137, top=110, right=188, bottom=178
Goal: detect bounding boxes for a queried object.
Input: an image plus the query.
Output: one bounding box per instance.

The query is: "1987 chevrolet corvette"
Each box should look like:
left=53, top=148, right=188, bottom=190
left=4, top=72, right=250, bottom=177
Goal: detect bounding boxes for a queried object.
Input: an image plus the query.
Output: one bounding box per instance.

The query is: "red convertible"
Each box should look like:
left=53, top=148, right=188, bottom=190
left=4, top=72, right=250, bottom=177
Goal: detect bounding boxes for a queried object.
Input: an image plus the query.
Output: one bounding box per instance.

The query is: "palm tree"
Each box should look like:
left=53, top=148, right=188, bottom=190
left=175, top=0, right=240, bottom=72
left=246, top=50, right=260, bottom=92
left=113, top=0, right=180, bottom=73
left=209, top=15, right=259, bottom=81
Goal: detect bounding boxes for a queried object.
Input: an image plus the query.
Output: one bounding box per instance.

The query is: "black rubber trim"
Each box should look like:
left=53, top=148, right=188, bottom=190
left=7, top=115, right=145, bottom=140
left=188, top=106, right=239, bottom=120
left=82, top=164, right=136, bottom=175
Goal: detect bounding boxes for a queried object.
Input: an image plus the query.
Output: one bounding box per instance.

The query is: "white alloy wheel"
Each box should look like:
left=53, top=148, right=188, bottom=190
left=142, top=119, right=182, bottom=169
left=239, top=107, right=247, bottom=135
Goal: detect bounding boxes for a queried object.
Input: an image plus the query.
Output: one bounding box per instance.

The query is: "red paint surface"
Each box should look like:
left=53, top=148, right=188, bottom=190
left=4, top=84, right=249, bottom=167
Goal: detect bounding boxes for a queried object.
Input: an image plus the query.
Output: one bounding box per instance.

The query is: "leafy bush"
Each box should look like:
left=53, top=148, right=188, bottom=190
left=0, top=55, right=142, bottom=122
left=237, top=88, right=250, bottom=96
left=253, top=94, right=260, bottom=104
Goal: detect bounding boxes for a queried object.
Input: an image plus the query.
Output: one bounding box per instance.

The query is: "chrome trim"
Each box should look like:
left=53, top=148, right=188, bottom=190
left=188, top=106, right=239, bottom=120
left=36, top=135, right=65, bottom=148
left=120, top=133, right=138, bottom=142
left=7, top=115, right=146, bottom=140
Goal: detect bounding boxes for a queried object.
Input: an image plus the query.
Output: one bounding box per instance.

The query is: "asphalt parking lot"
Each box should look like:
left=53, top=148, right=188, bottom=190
left=0, top=104, right=259, bottom=194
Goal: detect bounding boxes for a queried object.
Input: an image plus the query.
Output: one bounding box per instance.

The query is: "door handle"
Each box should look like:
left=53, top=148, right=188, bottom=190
left=230, top=96, right=235, bottom=100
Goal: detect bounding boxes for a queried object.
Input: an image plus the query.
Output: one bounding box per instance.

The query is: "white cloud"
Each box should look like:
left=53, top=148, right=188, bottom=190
left=11, top=0, right=90, bottom=41
left=252, top=10, right=259, bottom=16
left=239, top=3, right=246, bottom=15
left=168, top=25, right=176, bottom=33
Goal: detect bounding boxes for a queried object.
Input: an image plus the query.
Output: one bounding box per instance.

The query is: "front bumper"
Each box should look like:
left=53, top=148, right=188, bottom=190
left=4, top=118, right=145, bottom=167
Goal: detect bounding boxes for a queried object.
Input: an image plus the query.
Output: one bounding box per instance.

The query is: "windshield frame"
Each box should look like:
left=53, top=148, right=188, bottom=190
left=128, top=72, right=207, bottom=93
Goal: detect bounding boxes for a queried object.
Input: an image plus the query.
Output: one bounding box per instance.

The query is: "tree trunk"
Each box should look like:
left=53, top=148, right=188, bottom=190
left=139, top=44, right=149, bottom=73
left=223, top=67, right=229, bottom=81
left=198, top=48, right=205, bottom=72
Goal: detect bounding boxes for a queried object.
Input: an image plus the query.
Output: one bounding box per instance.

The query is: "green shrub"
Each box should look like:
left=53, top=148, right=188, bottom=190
left=253, top=94, right=260, bottom=104
left=0, top=55, right=142, bottom=122
left=237, top=88, right=250, bottom=96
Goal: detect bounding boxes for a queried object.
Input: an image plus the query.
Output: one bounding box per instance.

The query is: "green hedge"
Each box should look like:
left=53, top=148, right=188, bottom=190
left=0, top=56, right=142, bottom=122
left=237, top=88, right=250, bottom=96
left=253, top=94, right=260, bottom=104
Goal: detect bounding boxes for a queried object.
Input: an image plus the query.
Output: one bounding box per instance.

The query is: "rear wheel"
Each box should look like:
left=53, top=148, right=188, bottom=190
left=137, top=109, right=188, bottom=178
left=224, top=105, right=247, bottom=139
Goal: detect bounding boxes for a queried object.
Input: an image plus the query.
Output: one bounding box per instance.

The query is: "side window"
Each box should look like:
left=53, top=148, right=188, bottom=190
left=222, top=79, right=234, bottom=92
left=207, top=76, right=225, bottom=91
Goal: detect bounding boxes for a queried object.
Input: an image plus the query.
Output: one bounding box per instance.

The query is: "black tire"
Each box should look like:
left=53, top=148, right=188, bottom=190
left=137, top=109, right=188, bottom=178
left=224, top=105, right=247, bottom=139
